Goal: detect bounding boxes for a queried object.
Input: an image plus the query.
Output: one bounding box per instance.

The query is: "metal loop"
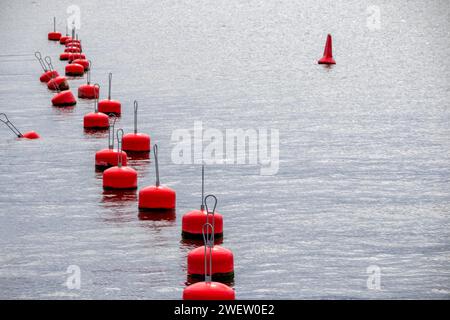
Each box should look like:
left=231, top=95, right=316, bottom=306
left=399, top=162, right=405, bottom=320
left=153, top=144, right=160, bottom=187
left=133, top=100, right=138, bottom=134
left=93, top=83, right=100, bottom=112
left=34, top=51, right=47, bottom=72
left=108, top=72, right=112, bottom=100
left=202, top=223, right=214, bottom=282
left=204, top=194, right=217, bottom=216
left=53, top=17, right=56, bottom=32
left=108, top=115, right=117, bottom=149
left=0, top=113, right=22, bottom=137
left=44, top=56, right=53, bottom=71
left=116, top=129, right=124, bottom=167
left=86, top=60, right=92, bottom=84
left=200, top=165, right=205, bottom=210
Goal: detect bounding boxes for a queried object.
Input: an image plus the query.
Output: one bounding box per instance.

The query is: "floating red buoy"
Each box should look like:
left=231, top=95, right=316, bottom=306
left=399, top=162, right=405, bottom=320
left=65, top=63, right=84, bottom=77
left=187, top=200, right=233, bottom=282
left=59, top=25, right=71, bottom=44
left=65, top=42, right=81, bottom=48
left=78, top=61, right=98, bottom=99
left=138, top=144, right=176, bottom=211
left=183, top=281, right=235, bottom=300
left=71, top=58, right=89, bottom=71
left=318, top=34, right=336, bottom=65
left=83, top=84, right=109, bottom=129
left=183, top=219, right=235, bottom=300
left=67, top=53, right=86, bottom=62
left=103, top=129, right=138, bottom=190
left=35, top=52, right=58, bottom=82
left=64, top=46, right=81, bottom=53
left=182, top=166, right=223, bottom=240
left=122, top=101, right=151, bottom=153
left=1, top=113, right=40, bottom=140
left=52, top=90, right=77, bottom=107
left=47, top=76, right=69, bottom=91
left=48, top=17, right=61, bottom=41
left=98, top=73, right=121, bottom=115
left=95, top=117, right=128, bottom=171
left=59, top=52, right=70, bottom=61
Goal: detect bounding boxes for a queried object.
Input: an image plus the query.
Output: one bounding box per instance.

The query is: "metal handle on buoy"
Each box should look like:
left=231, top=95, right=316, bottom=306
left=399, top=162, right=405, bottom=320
left=44, top=56, right=54, bottom=71
left=93, top=83, right=100, bottom=113
left=153, top=144, right=160, bottom=187
left=34, top=52, right=47, bottom=72
left=117, top=129, right=124, bottom=167
left=200, top=165, right=205, bottom=210
left=108, top=72, right=113, bottom=100
left=202, top=223, right=214, bottom=283
left=133, top=100, right=138, bottom=134
left=86, top=60, right=92, bottom=84
left=71, top=21, right=75, bottom=40
left=53, top=17, right=56, bottom=33
left=204, top=194, right=217, bottom=243
left=65, top=23, right=68, bottom=36
left=0, top=113, right=22, bottom=137
left=108, top=115, right=117, bottom=149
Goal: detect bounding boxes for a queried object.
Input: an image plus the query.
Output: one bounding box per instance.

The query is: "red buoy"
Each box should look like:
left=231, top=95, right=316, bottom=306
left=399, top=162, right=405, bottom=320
left=67, top=53, right=86, bottom=62
left=98, top=73, right=121, bottom=115
left=35, top=52, right=58, bottom=82
left=103, top=129, right=138, bottom=190
left=65, top=42, right=81, bottom=48
left=59, top=25, right=71, bottom=44
left=52, top=90, right=76, bottom=107
left=1, top=113, right=40, bottom=140
left=71, top=58, right=89, bottom=71
left=65, top=63, right=84, bottom=77
left=48, top=17, right=61, bottom=41
left=64, top=46, right=81, bottom=53
left=122, top=100, right=151, bottom=153
left=318, top=34, right=336, bottom=65
left=138, top=144, right=176, bottom=212
left=78, top=62, right=98, bottom=99
left=183, top=221, right=235, bottom=300
left=47, top=76, right=69, bottom=91
left=84, top=84, right=109, bottom=129
left=183, top=281, right=235, bottom=300
left=95, top=117, right=128, bottom=171
left=59, top=52, right=70, bottom=61
left=182, top=166, right=223, bottom=240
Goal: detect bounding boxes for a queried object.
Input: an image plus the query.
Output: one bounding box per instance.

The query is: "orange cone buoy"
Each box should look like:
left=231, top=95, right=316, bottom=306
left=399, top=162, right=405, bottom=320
left=83, top=84, right=109, bottom=129
left=1, top=113, right=40, bottom=140
left=103, top=129, right=138, bottom=190
left=138, top=144, right=176, bottom=212
left=98, top=73, right=121, bottom=116
left=182, top=166, right=224, bottom=240
left=48, top=17, right=61, bottom=41
left=95, top=116, right=128, bottom=171
left=318, top=34, right=336, bottom=65
left=122, top=100, right=151, bottom=153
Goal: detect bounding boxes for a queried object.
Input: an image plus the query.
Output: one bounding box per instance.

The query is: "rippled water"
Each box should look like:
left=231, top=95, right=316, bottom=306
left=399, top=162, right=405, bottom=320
left=0, top=0, right=449, bottom=299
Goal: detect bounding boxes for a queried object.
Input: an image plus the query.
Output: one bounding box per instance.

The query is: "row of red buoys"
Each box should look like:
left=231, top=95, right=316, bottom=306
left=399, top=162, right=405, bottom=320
left=183, top=195, right=235, bottom=300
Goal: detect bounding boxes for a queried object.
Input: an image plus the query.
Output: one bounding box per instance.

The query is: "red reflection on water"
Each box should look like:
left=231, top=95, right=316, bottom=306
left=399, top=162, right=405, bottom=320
left=138, top=208, right=176, bottom=221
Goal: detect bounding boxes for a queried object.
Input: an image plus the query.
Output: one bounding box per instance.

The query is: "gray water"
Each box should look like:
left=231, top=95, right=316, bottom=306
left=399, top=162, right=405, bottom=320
left=0, top=0, right=449, bottom=299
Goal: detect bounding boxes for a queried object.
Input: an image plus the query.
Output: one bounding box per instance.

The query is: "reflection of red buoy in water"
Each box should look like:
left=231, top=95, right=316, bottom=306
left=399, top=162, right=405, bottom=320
left=187, top=217, right=234, bottom=283
left=78, top=61, right=98, bottom=99
left=35, top=52, right=58, bottom=82
left=95, top=116, right=128, bottom=171
left=0, top=113, right=40, bottom=140
left=103, top=129, right=138, bottom=190
left=318, top=34, right=336, bottom=65
left=83, top=84, right=109, bottom=129
left=98, top=73, right=121, bottom=116
left=138, top=144, right=176, bottom=212
left=182, top=166, right=223, bottom=240
left=48, top=17, right=61, bottom=41
left=183, top=218, right=235, bottom=300
left=51, top=90, right=77, bottom=107
left=122, top=100, right=150, bottom=153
